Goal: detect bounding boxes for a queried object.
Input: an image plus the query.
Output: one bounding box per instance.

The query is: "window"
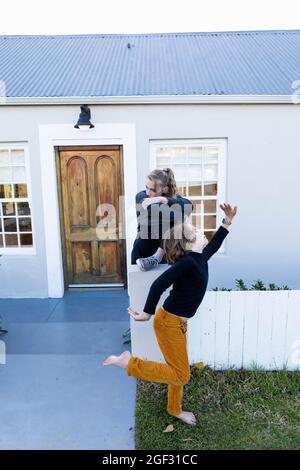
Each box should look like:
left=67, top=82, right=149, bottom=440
left=0, top=145, right=34, bottom=254
left=150, top=139, right=226, bottom=245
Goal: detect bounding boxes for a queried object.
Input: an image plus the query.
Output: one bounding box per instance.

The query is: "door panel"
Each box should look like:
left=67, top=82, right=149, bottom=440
left=58, top=147, right=126, bottom=286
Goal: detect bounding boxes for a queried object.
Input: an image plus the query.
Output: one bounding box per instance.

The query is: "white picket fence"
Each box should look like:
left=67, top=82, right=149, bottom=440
left=129, top=267, right=300, bottom=370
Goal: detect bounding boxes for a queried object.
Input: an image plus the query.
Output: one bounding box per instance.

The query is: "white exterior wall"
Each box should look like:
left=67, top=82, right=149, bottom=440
left=0, top=103, right=299, bottom=297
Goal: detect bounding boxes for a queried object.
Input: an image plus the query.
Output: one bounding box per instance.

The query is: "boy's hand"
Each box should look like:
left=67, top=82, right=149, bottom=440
left=142, top=198, right=152, bottom=210
left=220, top=203, right=237, bottom=222
left=128, top=307, right=151, bottom=321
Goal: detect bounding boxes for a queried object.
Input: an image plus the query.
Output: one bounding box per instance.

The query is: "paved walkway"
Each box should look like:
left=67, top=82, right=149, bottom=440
left=0, top=290, right=136, bottom=450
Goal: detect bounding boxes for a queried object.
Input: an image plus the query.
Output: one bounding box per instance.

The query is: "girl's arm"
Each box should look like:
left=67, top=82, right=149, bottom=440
left=202, top=226, right=229, bottom=261
left=221, top=202, right=237, bottom=229
left=128, top=257, right=195, bottom=321
left=203, top=203, right=237, bottom=260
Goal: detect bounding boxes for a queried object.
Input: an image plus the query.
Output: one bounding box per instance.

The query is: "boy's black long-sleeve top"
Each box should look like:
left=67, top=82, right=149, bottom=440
left=135, top=190, right=193, bottom=239
left=143, top=226, right=229, bottom=318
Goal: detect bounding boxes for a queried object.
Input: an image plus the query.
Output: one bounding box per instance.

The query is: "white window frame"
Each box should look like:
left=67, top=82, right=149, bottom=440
left=0, top=143, right=35, bottom=255
left=149, top=138, right=227, bottom=254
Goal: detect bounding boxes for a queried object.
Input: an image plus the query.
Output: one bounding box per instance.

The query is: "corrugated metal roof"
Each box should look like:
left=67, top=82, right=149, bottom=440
left=0, top=30, right=300, bottom=100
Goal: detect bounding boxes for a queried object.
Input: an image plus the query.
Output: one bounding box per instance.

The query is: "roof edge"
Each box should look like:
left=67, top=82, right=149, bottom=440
left=1, top=29, right=300, bottom=39
left=0, top=95, right=297, bottom=105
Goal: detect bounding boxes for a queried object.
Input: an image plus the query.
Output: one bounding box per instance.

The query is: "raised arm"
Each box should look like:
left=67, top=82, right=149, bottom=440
left=203, top=203, right=237, bottom=261
left=202, top=226, right=229, bottom=260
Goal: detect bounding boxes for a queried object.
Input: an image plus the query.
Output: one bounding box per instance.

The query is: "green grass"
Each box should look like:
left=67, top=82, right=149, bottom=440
left=135, top=367, right=300, bottom=450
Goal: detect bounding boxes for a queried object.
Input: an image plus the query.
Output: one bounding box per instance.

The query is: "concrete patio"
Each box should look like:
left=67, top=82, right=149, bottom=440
left=0, top=290, right=135, bottom=450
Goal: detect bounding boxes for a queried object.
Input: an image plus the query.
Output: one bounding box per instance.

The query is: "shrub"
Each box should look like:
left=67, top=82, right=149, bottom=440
left=213, top=278, right=290, bottom=291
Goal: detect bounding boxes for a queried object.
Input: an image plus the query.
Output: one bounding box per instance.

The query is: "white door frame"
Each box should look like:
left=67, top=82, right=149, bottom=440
left=38, top=123, right=137, bottom=297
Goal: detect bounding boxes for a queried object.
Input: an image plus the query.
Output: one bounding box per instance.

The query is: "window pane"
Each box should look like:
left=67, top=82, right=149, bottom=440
left=173, top=147, right=188, bottom=164
left=192, top=214, right=202, bottom=229
left=0, top=184, right=13, bottom=199
left=176, top=183, right=187, bottom=196
left=0, top=234, right=3, bottom=247
left=204, top=215, right=216, bottom=230
left=155, top=145, right=220, bottom=215
left=4, top=218, right=17, bottom=232
left=156, top=147, right=173, bottom=158
left=156, top=146, right=187, bottom=163
left=12, top=166, right=26, bottom=182
left=156, top=156, right=170, bottom=166
left=19, top=217, right=32, bottom=232
left=204, top=231, right=215, bottom=241
left=204, top=164, right=218, bottom=180
left=11, top=149, right=25, bottom=165
left=3, top=202, right=16, bottom=216
left=20, top=233, right=33, bottom=246
left=192, top=199, right=202, bottom=214
left=203, top=146, right=218, bottom=163
left=173, top=164, right=187, bottom=181
left=188, top=147, right=203, bottom=161
left=17, top=202, right=31, bottom=216
left=188, top=165, right=202, bottom=180
left=0, top=149, right=10, bottom=166
left=14, top=184, right=28, bottom=198
left=0, top=167, right=12, bottom=182
left=204, top=183, right=217, bottom=196
left=5, top=234, right=18, bottom=246
left=0, top=218, right=2, bottom=231
left=204, top=200, right=217, bottom=213
left=188, top=184, right=202, bottom=196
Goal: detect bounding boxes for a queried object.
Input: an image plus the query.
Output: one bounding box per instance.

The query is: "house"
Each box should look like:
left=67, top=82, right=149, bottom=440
left=0, top=30, right=300, bottom=298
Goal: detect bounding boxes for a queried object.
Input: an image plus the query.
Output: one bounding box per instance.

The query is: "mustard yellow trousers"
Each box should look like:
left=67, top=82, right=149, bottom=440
left=127, top=306, right=190, bottom=416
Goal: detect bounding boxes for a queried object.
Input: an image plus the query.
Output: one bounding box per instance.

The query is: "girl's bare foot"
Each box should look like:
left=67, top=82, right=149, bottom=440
left=173, top=411, right=197, bottom=426
left=102, top=350, right=132, bottom=368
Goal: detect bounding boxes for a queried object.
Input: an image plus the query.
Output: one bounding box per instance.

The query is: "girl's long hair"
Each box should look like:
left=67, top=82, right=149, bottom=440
left=147, top=168, right=178, bottom=197
left=163, top=222, right=197, bottom=265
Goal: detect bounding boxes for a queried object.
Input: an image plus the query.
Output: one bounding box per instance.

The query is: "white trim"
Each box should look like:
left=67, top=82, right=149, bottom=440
left=1, top=95, right=297, bottom=105
left=149, top=138, right=227, bottom=253
left=68, top=284, right=124, bottom=288
left=38, top=123, right=137, bottom=298
left=0, top=143, right=36, bottom=255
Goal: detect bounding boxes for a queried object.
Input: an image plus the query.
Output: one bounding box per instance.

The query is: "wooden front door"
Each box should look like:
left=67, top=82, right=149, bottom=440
left=56, top=146, right=126, bottom=287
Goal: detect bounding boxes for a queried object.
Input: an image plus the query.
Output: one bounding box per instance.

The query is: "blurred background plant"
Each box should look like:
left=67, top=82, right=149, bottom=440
left=213, top=278, right=290, bottom=291
left=123, top=327, right=131, bottom=346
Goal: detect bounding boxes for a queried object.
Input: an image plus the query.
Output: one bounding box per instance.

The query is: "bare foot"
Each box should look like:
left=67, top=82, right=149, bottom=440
left=173, top=411, right=197, bottom=426
left=102, top=350, right=132, bottom=369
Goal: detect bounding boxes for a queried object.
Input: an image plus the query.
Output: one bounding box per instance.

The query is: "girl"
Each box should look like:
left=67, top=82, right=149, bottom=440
left=131, top=168, right=193, bottom=271
left=104, top=203, right=237, bottom=426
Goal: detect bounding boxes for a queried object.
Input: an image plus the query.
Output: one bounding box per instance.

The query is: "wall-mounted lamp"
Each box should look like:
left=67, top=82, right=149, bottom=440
left=74, top=104, right=95, bottom=130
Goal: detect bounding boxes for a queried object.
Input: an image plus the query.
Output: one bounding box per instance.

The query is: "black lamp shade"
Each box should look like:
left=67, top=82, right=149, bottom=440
left=74, top=105, right=95, bottom=129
